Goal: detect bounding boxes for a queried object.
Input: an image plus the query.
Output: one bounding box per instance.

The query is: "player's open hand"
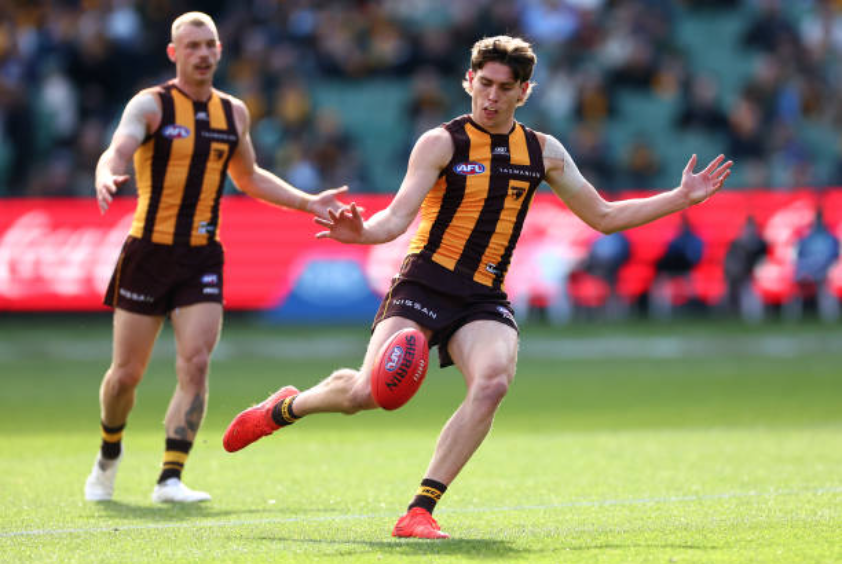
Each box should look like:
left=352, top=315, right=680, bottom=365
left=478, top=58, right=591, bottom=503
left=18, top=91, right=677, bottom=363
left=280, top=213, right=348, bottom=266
left=680, top=154, right=733, bottom=206
left=314, top=202, right=366, bottom=243
left=308, top=186, right=365, bottom=220
left=95, top=174, right=130, bottom=214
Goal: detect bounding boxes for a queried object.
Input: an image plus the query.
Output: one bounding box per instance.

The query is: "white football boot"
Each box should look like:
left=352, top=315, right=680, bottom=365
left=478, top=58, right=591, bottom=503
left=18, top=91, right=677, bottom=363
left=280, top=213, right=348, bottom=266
left=151, top=478, right=211, bottom=503
left=84, top=452, right=123, bottom=501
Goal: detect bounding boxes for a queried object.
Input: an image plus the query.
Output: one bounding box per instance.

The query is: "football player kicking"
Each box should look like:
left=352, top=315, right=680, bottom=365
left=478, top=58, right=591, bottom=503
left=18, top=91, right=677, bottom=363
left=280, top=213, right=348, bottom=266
left=223, top=35, right=732, bottom=538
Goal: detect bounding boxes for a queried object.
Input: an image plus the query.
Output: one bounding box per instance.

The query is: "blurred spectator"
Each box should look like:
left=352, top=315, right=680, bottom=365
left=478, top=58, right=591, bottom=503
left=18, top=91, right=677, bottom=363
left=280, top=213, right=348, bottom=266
left=649, top=214, right=704, bottom=319
left=621, top=135, right=661, bottom=188
left=565, top=122, right=616, bottom=192
left=536, top=57, right=577, bottom=127
left=310, top=109, right=366, bottom=192
left=574, top=68, right=615, bottom=124
left=726, top=95, right=766, bottom=161
left=656, top=215, right=704, bottom=275
left=571, top=231, right=632, bottom=319
left=676, top=73, right=728, bottom=134
left=585, top=232, right=631, bottom=287
left=791, top=207, right=840, bottom=320
left=519, top=0, right=582, bottom=46
left=769, top=122, right=815, bottom=189
left=741, top=0, right=799, bottom=54
left=608, top=35, right=659, bottom=91
left=406, top=67, right=451, bottom=141
left=651, top=50, right=688, bottom=101
left=741, top=55, right=783, bottom=124
left=723, top=215, right=768, bottom=321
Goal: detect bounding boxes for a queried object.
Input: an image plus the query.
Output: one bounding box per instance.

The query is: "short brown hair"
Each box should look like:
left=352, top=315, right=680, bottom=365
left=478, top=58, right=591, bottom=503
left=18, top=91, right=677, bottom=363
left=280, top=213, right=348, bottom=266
left=463, top=36, right=537, bottom=103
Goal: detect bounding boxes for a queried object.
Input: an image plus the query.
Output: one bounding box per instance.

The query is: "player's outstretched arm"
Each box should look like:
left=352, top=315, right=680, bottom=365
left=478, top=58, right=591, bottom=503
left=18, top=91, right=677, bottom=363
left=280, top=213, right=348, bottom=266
left=95, top=91, right=158, bottom=214
left=226, top=99, right=348, bottom=219
left=315, top=128, right=452, bottom=245
left=543, top=133, right=732, bottom=234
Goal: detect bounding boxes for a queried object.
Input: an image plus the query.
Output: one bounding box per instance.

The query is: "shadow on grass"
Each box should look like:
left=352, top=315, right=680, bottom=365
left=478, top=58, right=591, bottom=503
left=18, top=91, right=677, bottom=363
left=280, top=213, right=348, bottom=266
left=253, top=536, right=527, bottom=559
left=90, top=501, right=276, bottom=522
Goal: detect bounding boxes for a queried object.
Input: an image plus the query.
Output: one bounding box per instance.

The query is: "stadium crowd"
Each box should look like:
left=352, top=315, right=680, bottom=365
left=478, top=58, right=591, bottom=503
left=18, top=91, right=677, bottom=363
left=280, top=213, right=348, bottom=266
left=2, top=0, right=842, bottom=198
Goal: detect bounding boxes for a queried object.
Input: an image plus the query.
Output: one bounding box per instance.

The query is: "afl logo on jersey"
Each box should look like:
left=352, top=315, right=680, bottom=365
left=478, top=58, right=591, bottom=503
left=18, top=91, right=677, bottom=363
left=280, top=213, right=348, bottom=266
left=453, top=162, right=486, bottom=176
left=162, top=124, right=191, bottom=139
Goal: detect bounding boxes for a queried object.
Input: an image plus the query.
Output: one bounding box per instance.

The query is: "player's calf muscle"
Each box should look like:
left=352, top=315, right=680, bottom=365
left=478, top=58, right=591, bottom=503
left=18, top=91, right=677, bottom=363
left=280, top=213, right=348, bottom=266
left=303, top=368, right=367, bottom=415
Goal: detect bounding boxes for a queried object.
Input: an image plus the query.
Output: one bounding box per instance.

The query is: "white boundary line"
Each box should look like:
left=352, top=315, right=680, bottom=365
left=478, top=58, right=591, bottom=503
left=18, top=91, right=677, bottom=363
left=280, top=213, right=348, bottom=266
left=3, top=486, right=840, bottom=539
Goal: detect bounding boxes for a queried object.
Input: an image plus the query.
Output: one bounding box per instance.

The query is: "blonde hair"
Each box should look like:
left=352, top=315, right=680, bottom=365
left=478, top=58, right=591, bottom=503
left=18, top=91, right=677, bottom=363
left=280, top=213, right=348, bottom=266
left=462, top=36, right=537, bottom=105
left=171, top=12, right=218, bottom=42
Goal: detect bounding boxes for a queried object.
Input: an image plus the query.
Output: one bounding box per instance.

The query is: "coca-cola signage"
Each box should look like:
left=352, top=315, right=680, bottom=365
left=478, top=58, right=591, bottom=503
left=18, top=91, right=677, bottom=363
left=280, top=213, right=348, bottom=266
left=0, top=200, right=133, bottom=310
left=0, top=192, right=840, bottom=313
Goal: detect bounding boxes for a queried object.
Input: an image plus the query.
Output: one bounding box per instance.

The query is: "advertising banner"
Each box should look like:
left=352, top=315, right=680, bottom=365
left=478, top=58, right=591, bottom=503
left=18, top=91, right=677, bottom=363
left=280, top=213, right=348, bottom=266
left=1, top=191, right=840, bottom=316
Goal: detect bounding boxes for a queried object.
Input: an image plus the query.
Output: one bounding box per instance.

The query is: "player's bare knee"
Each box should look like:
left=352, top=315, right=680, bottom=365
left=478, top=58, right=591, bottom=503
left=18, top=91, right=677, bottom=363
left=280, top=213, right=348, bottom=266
left=176, top=352, right=211, bottom=390
left=106, top=364, right=144, bottom=392
left=469, top=373, right=511, bottom=410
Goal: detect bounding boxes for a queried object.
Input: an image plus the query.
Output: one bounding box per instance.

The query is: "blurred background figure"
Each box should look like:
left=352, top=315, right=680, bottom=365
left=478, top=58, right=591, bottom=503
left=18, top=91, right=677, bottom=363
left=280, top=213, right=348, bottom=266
left=790, top=207, right=840, bottom=321
left=723, top=215, right=768, bottom=322
left=621, top=135, right=661, bottom=189
left=569, top=231, right=632, bottom=320
left=675, top=74, right=728, bottom=135
left=649, top=215, right=704, bottom=320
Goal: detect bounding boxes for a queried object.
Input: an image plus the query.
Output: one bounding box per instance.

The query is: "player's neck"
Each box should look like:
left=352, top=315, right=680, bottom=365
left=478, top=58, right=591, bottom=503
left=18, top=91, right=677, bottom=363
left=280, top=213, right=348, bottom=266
left=471, top=112, right=516, bottom=135
left=173, top=77, right=213, bottom=102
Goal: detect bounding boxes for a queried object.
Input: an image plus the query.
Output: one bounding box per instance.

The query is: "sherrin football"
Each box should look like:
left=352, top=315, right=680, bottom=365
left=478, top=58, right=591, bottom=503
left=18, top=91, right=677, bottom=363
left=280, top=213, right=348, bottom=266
left=371, top=328, right=429, bottom=410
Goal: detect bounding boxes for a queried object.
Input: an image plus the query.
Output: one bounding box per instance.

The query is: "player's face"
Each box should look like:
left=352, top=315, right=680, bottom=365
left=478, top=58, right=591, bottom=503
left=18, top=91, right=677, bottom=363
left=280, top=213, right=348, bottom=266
left=469, top=62, right=528, bottom=133
left=171, top=24, right=221, bottom=85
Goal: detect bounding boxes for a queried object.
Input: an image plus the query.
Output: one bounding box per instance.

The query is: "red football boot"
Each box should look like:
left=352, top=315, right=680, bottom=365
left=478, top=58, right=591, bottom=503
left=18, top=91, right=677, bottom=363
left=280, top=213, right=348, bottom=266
left=392, top=507, right=450, bottom=539
left=223, top=386, right=300, bottom=453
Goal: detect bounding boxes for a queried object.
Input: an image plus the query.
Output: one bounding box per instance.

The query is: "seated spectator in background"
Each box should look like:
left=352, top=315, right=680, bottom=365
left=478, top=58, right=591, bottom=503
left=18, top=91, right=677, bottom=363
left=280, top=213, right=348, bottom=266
left=741, top=0, right=799, bottom=54
left=724, top=215, right=768, bottom=321
left=649, top=214, right=704, bottom=318
left=792, top=207, right=840, bottom=319
left=406, top=67, right=451, bottom=142
left=585, top=231, right=631, bottom=287
left=657, top=215, right=704, bottom=275
left=578, top=231, right=632, bottom=319
left=676, top=74, right=728, bottom=134
left=565, top=122, right=616, bottom=192
left=574, top=69, right=615, bottom=123
left=621, top=135, right=661, bottom=188
left=608, top=35, right=660, bottom=90
left=726, top=95, right=767, bottom=161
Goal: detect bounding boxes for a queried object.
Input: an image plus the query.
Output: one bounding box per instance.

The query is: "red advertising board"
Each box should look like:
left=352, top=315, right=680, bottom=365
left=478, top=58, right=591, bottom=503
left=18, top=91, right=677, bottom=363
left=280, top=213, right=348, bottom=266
left=1, top=191, right=840, bottom=313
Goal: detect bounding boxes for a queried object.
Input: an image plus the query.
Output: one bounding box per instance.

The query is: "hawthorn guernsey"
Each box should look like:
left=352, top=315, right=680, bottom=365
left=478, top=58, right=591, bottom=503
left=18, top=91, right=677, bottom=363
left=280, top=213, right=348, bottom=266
left=371, top=328, right=429, bottom=410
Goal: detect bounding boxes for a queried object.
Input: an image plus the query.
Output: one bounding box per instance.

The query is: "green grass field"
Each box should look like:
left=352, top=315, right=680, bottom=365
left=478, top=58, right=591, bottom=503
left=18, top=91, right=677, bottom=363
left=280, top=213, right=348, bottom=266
left=1, top=315, right=840, bottom=563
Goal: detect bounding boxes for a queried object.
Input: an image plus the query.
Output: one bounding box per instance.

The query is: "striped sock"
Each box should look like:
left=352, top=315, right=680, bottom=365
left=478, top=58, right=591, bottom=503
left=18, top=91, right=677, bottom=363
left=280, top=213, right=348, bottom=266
left=100, top=421, right=125, bottom=460
left=408, top=478, right=448, bottom=514
left=157, top=438, right=192, bottom=484
left=270, top=395, right=300, bottom=427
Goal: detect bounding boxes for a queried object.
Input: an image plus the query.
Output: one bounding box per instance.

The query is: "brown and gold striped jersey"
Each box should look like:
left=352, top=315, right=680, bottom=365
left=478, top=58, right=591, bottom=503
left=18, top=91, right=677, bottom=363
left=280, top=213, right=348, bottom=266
left=129, top=82, right=239, bottom=246
left=407, top=115, right=545, bottom=290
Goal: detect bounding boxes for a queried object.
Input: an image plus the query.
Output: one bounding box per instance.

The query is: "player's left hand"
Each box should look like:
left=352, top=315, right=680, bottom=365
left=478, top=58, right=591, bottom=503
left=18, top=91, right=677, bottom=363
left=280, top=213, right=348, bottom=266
left=314, top=202, right=365, bottom=243
left=308, top=186, right=364, bottom=219
left=680, top=154, right=733, bottom=206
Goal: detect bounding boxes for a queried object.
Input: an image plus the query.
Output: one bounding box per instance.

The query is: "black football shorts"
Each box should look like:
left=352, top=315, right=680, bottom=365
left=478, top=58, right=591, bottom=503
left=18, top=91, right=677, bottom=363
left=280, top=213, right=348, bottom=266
left=373, top=254, right=518, bottom=368
left=104, top=236, right=224, bottom=315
